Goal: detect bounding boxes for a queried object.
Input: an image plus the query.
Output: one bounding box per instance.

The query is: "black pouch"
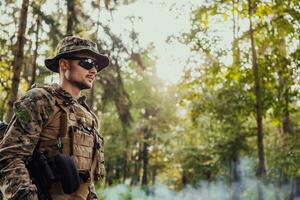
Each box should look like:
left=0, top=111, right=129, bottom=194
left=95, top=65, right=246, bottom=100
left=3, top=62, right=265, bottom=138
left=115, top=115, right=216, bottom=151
left=54, top=154, right=80, bottom=194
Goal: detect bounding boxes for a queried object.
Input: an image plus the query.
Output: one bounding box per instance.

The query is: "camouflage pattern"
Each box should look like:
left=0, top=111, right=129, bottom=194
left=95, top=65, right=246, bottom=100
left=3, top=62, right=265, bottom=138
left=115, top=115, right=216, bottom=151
left=0, top=84, right=104, bottom=200
left=56, top=36, right=98, bottom=55
left=45, top=36, right=109, bottom=73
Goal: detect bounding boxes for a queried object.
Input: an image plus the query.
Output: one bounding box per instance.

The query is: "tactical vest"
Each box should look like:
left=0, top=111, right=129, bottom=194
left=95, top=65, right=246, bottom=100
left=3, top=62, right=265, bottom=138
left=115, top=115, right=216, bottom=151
left=36, top=85, right=105, bottom=181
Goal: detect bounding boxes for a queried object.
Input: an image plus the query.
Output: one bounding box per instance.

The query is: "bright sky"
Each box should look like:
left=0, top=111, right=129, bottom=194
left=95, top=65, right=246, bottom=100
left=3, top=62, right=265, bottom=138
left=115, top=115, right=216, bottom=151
left=97, top=0, right=201, bottom=84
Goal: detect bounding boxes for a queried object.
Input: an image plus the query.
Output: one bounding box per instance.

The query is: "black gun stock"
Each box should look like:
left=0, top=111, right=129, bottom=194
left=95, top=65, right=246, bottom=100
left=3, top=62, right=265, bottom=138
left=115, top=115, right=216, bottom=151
left=26, top=152, right=55, bottom=200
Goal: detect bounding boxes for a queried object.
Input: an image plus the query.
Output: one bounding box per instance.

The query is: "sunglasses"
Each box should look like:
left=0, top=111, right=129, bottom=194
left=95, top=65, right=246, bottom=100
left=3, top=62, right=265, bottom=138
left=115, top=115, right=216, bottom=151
left=63, top=56, right=99, bottom=71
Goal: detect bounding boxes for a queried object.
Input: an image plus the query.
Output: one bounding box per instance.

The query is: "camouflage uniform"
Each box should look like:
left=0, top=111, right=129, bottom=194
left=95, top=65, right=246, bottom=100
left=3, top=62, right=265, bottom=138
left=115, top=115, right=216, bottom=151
left=0, top=36, right=109, bottom=200
left=0, top=84, right=105, bottom=200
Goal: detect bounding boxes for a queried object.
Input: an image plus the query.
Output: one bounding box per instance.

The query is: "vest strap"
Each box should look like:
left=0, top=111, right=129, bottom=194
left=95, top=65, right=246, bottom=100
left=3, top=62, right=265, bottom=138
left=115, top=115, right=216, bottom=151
left=56, top=102, right=69, bottom=152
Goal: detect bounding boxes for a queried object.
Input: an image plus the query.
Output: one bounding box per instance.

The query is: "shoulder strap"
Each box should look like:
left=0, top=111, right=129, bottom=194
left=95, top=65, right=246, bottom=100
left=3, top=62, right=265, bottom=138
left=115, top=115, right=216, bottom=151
left=56, top=109, right=68, bottom=152
left=40, top=84, right=69, bottom=138
left=59, top=111, right=68, bottom=138
left=38, top=85, right=70, bottom=152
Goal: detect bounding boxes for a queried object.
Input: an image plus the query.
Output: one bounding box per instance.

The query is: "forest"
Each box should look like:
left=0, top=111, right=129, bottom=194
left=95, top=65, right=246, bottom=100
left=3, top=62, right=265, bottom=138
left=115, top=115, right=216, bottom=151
left=0, top=0, right=300, bottom=199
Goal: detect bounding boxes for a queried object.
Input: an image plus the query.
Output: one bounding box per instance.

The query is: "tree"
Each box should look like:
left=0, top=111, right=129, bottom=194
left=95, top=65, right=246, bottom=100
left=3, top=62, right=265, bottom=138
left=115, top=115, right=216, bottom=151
left=30, top=15, right=41, bottom=86
left=5, top=0, right=30, bottom=122
left=177, top=0, right=300, bottom=198
left=247, top=0, right=266, bottom=179
left=66, top=0, right=75, bottom=35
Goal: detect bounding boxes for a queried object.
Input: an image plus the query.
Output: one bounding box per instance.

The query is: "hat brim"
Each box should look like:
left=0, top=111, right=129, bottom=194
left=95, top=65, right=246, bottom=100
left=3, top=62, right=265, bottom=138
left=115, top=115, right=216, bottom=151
left=45, top=49, right=110, bottom=73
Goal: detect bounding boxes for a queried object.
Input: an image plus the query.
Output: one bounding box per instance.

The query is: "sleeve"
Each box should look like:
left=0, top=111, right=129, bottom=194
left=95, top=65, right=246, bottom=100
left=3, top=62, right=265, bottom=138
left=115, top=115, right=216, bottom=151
left=0, top=88, right=55, bottom=200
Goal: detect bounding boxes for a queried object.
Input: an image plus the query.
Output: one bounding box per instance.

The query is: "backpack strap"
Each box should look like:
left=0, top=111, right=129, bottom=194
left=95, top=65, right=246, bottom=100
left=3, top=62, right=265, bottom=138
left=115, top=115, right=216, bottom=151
left=0, top=122, right=8, bottom=130
left=0, top=115, right=16, bottom=142
left=0, top=121, right=8, bottom=141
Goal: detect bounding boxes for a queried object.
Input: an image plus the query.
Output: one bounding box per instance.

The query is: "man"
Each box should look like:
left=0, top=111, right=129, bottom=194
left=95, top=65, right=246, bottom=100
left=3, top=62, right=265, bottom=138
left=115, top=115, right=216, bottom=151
left=0, top=36, right=109, bottom=200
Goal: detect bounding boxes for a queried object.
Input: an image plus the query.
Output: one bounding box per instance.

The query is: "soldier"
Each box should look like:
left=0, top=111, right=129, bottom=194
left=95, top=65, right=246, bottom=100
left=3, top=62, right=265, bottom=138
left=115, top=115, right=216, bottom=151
left=0, top=36, right=109, bottom=200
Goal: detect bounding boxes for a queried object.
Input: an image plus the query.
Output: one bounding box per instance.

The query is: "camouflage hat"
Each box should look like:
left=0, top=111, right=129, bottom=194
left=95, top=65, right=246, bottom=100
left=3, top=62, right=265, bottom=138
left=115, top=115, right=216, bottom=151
left=45, top=36, right=109, bottom=73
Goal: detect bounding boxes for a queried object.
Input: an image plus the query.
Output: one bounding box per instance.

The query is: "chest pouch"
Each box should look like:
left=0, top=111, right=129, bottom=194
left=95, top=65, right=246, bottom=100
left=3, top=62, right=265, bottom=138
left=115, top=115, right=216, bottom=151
left=55, top=102, right=95, bottom=172
left=53, top=109, right=81, bottom=194
left=69, top=126, right=94, bottom=171
left=92, top=132, right=105, bottom=181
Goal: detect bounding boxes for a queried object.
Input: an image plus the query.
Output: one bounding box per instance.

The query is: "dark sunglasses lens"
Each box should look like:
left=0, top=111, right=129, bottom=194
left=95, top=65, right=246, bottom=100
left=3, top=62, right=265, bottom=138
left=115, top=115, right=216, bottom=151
left=79, top=59, right=98, bottom=70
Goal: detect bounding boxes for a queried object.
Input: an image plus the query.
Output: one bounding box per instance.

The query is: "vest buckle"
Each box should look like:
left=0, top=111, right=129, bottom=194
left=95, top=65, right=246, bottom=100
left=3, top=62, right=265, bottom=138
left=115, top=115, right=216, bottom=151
left=56, top=137, right=64, bottom=152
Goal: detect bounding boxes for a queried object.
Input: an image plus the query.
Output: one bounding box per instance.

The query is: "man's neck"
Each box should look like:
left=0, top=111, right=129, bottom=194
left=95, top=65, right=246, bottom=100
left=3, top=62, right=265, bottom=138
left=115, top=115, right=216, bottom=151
left=60, top=82, right=81, bottom=99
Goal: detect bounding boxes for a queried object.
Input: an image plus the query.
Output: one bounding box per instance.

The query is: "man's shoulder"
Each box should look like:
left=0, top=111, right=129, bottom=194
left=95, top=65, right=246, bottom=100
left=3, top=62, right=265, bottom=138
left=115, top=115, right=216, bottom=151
left=20, top=84, right=55, bottom=102
left=14, top=85, right=58, bottom=129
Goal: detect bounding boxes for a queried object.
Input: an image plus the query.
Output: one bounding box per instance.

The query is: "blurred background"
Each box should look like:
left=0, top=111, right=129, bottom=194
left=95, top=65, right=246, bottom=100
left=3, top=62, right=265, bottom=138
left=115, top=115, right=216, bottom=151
left=1, top=0, right=300, bottom=199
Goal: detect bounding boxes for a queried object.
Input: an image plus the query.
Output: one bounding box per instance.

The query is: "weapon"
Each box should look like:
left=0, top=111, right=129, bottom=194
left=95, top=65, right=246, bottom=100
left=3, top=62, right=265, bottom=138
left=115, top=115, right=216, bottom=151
left=26, top=151, right=56, bottom=200
left=26, top=151, right=81, bottom=199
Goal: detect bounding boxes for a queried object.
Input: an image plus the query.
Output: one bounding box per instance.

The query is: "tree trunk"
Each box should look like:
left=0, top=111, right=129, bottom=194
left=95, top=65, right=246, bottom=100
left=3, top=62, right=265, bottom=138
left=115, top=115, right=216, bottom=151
left=248, top=0, right=266, bottom=199
left=289, top=178, right=300, bottom=200
left=132, top=142, right=141, bottom=185
left=142, top=128, right=149, bottom=186
left=122, top=140, right=129, bottom=183
left=231, top=3, right=241, bottom=199
left=115, top=166, right=121, bottom=180
left=30, top=15, right=41, bottom=87
left=115, top=64, right=132, bottom=127
left=248, top=0, right=266, bottom=177
left=282, top=85, right=291, bottom=134
left=152, top=165, right=157, bottom=185
left=231, top=159, right=241, bottom=200
left=5, top=0, right=30, bottom=122
left=182, top=171, right=188, bottom=188
left=66, top=0, right=75, bottom=35
left=294, top=179, right=300, bottom=199
left=105, top=163, right=113, bottom=186
left=276, top=37, right=291, bottom=135
left=232, top=0, right=240, bottom=67
left=23, top=38, right=32, bottom=85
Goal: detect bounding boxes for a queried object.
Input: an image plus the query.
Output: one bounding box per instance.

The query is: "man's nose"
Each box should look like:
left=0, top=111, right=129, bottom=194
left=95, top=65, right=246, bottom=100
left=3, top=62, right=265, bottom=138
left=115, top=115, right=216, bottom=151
left=89, top=66, right=97, bottom=74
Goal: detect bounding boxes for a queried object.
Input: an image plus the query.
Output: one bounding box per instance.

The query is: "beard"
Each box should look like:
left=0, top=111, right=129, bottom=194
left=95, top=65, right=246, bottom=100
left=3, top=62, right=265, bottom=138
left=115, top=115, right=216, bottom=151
left=64, top=67, right=93, bottom=90
left=70, top=79, right=91, bottom=90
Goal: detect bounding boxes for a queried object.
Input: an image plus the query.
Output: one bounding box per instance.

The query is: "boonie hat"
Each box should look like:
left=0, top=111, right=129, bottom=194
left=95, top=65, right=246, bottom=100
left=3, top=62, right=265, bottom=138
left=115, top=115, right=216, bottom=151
left=45, top=36, right=109, bottom=73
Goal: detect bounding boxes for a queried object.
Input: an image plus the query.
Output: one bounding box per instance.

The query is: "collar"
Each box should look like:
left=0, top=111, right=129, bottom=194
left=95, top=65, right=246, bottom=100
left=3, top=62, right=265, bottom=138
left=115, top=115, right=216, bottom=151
left=50, top=83, right=86, bottom=105
left=51, top=83, right=74, bottom=101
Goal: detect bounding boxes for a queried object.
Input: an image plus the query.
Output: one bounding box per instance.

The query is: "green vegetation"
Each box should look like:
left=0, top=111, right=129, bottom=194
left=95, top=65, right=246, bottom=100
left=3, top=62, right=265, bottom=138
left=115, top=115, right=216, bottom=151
left=1, top=0, right=300, bottom=199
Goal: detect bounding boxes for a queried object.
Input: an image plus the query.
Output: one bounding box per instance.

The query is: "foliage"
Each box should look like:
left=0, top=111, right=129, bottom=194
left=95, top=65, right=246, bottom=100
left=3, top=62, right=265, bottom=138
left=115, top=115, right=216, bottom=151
left=176, top=0, right=300, bottom=193
left=1, top=0, right=300, bottom=199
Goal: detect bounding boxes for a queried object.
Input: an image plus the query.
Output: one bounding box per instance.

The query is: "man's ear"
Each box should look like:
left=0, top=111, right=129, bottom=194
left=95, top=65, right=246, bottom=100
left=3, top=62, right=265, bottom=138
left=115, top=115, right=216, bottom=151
left=59, top=59, right=70, bottom=72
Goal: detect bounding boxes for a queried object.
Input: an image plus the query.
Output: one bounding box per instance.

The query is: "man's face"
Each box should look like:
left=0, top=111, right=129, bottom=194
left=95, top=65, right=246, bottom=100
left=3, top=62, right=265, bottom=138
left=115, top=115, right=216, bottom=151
left=60, top=52, right=98, bottom=90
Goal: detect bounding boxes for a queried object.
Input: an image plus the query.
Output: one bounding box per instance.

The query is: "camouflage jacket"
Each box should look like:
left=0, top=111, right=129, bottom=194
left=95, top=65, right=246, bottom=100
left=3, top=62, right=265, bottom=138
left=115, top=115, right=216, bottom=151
left=0, top=84, right=103, bottom=200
